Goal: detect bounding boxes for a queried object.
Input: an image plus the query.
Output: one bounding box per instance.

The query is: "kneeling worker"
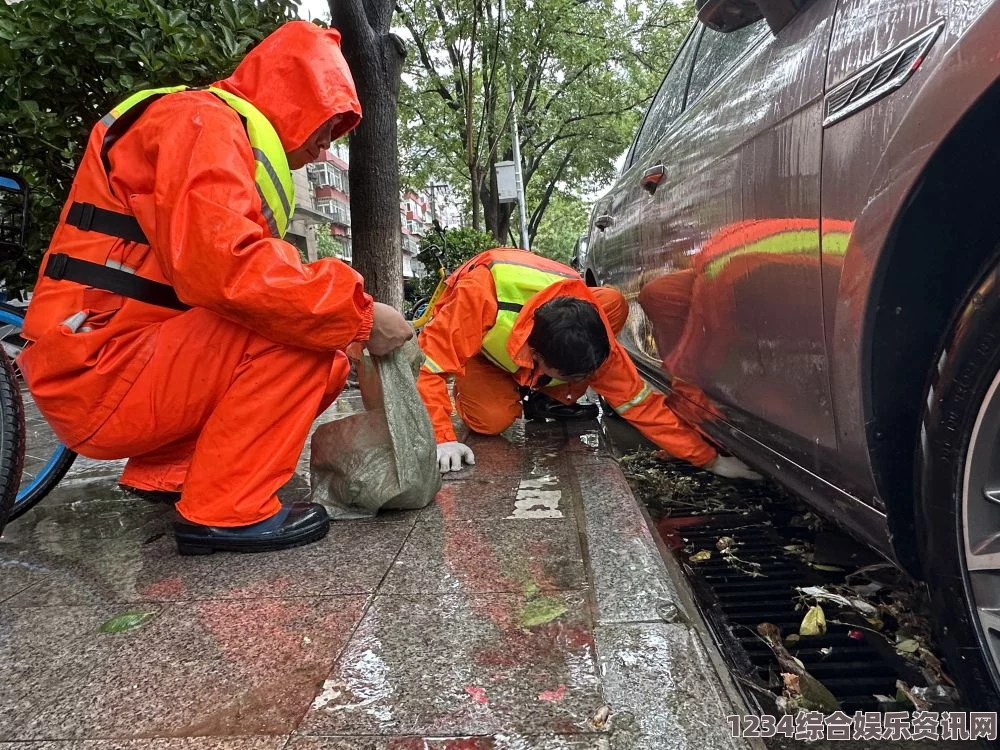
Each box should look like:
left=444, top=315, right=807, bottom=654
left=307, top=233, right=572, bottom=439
left=416, top=247, right=760, bottom=479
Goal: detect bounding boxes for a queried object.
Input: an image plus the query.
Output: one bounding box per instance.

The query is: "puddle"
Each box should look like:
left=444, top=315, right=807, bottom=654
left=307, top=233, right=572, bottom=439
left=508, top=476, right=563, bottom=519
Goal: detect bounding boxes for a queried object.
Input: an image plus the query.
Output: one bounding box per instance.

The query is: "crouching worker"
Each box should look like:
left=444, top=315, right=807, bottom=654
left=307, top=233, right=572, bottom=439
left=18, top=22, right=413, bottom=554
left=416, top=248, right=760, bottom=480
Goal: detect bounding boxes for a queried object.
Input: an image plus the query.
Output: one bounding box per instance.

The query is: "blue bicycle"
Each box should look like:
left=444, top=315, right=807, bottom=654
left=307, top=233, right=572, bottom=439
left=0, top=173, right=76, bottom=530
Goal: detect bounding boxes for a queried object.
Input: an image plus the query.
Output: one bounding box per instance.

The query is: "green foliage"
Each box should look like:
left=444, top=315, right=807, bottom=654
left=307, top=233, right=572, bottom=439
left=315, top=223, right=345, bottom=260
left=530, top=192, right=590, bottom=265
left=396, top=0, right=694, bottom=243
left=414, top=226, right=496, bottom=299
left=0, top=0, right=299, bottom=293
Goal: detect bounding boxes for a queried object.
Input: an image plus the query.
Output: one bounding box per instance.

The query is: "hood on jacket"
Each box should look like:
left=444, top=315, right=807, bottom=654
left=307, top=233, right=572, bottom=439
left=215, top=21, right=362, bottom=153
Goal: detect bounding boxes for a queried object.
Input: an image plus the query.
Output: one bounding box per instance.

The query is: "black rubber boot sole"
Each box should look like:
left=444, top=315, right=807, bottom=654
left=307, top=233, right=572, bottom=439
left=175, top=518, right=330, bottom=556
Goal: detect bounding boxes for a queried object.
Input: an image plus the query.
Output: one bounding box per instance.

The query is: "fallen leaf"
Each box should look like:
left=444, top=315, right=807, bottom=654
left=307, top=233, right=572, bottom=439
left=519, top=595, right=568, bottom=628
left=820, top=647, right=833, bottom=656
left=690, top=550, right=712, bottom=562
left=716, top=536, right=736, bottom=551
left=98, top=611, right=155, bottom=633
left=896, top=638, right=920, bottom=654
left=589, top=704, right=612, bottom=729
left=800, top=605, right=827, bottom=637
left=784, top=633, right=800, bottom=646
left=810, top=563, right=846, bottom=573
left=848, top=629, right=865, bottom=640
left=782, top=673, right=801, bottom=695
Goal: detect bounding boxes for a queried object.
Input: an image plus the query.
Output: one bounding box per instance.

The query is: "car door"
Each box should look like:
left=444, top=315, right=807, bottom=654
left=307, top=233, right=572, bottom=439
left=633, top=0, right=841, bottom=473
left=586, top=28, right=699, bottom=348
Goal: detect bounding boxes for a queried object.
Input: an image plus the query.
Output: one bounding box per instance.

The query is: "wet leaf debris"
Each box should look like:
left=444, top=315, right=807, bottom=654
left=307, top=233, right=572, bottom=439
left=616, top=447, right=965, bottom=719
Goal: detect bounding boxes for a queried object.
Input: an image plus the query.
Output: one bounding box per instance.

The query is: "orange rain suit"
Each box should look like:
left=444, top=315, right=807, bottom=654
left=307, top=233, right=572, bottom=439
left=415, top=249, right=718, bottom=467
left=19, top=22, right=372, bottom=527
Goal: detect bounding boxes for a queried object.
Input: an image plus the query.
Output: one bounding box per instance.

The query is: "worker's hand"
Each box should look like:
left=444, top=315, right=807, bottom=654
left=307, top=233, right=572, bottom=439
left=367, top=302, right=413, bottom=357
left=704, top=455, right=763, bottom=481
left=437, top=441, right=476, bottom=473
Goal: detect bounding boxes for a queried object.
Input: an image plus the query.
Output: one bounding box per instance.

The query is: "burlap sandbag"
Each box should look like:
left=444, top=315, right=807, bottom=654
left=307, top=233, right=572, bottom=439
left=310, top=339, right=441, bottom=519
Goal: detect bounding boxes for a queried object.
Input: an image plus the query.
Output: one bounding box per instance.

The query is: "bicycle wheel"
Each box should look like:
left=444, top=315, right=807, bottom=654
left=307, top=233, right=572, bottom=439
left=0, top=303, right=76, bottom=521
left=0, top=346, right=24, bottom=533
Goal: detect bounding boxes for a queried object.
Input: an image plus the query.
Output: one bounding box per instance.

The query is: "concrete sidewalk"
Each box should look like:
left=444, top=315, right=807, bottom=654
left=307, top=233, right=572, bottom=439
left=0, top=395, right=748, bottom=749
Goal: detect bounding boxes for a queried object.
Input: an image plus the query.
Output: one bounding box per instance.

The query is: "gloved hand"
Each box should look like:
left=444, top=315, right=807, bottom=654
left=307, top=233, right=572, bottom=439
left=437, top=441, right=476, bottom=473
left=704, top=455, right=763, bottom=481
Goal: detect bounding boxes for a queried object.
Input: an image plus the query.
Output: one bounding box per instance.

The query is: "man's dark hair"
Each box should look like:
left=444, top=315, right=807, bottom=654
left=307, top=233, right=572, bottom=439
left=527, top=297, right=610, bottom=376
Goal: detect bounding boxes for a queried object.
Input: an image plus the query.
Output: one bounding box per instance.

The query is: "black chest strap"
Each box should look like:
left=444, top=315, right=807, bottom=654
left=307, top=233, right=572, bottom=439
left=66, top=201, right=148, bottom=245
left=44, top=253, right=189, bottom=312
left=50, top=201, right=187, bottom=311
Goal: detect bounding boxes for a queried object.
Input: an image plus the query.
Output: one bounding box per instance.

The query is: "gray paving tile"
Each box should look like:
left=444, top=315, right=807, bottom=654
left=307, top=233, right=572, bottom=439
left=418, top=476, right=521, bottom=522
left=298, top=592, right=603, bottom=737
left=286, top=735, right=610, bottom=749
left=0, top=604, right=158, bottom=741
left=197, top=522, right=414, bottom=598
left=4, top=535, right=221, bottom=606
left=595, top=623, right=744, bottom=750
left=76, top=740, right=287, bottom=750
left=571, top=456, right=681, bottom=624
left=381, top=519, right=586, bottom=595
left=5, top=596, right=366, bottom=740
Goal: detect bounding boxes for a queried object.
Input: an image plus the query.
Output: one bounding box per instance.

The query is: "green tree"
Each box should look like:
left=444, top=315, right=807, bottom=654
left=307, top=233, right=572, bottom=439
left=330, top=0, right=408, bottom=309
left=530, top=191, right=589, bottom=265
left=0, top=0, right=298, bottom=293
left=396, top=0, right=693, bottom=245
left=314, top=223, right=341, bottom=260
left=413, top=225, right=495, bottom=299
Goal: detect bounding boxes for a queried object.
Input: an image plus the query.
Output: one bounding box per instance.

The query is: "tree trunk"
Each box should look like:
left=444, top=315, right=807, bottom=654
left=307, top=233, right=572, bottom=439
left=330, top=0, right=406, bottom=309
left=469, top=162, right=482, bottom=230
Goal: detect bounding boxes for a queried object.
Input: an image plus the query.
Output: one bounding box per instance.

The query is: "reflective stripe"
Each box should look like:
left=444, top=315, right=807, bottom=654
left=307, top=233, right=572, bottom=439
left=614, top=382, right=652, bottom=415
left=98, top=86, right=294, bottom=239
left=486, top=258, right=578, bottom=278
left=104, top=260, right=137, bottom=274
left=422, top=355, right=445, bottom=374
left=253, top=147, right=292, bottom=219
left=703, top=230, right=851, bottom=280
left=258, top=195, right=281, bottom=237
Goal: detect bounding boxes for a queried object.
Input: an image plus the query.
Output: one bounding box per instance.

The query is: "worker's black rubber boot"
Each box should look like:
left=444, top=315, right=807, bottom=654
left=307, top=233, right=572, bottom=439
left=522, top=390, right=599, bottom=421
left=118, top=484, right=182, bottom=504
left=174, top=501, right=330, bottom=555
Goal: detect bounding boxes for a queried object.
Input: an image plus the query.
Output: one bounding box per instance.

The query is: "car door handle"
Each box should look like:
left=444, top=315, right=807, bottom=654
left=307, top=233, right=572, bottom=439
left=595, top=214, right=615, bottom=231
left=641, top=164, right=666, bottom=194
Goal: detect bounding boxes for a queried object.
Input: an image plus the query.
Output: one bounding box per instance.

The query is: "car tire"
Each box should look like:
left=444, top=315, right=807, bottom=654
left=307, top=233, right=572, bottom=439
left=919, top=260, right=1000, bottom=714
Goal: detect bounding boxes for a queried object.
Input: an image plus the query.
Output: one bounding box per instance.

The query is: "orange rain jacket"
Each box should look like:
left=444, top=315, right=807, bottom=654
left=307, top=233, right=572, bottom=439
left=18, top=23, right=372, bottom=526
left=416, top=249, right=718, bottom=467
left=20, top=22, right=371, bottom=449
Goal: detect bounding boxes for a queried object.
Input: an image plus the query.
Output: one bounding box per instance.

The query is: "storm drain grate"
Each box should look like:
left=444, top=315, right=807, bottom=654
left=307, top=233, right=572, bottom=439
left=658, top=512, right=924, bottom=715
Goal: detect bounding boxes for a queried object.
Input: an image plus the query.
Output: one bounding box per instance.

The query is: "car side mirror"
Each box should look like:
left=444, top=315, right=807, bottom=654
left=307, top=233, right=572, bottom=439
left=0, top=172, right=28, bottom=263
left=696, top=0, right=804, bottom=35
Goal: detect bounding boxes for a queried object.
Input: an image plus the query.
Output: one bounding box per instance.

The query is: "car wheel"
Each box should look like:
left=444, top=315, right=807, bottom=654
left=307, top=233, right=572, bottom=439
left=920, top=262, right=1000, bottom=713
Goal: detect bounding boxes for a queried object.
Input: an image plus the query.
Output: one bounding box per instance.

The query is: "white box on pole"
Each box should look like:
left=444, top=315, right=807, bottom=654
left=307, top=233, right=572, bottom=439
left=495, top=161, right=518, bottom=204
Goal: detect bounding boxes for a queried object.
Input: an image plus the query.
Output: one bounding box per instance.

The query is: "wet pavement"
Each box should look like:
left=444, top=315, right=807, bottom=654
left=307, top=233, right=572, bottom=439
left=0, top=392, right=748, bottom=749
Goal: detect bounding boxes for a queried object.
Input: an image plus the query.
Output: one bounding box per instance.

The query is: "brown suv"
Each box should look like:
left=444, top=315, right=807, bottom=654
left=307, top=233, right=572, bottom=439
left=585, top=0, right=1000, bottom=710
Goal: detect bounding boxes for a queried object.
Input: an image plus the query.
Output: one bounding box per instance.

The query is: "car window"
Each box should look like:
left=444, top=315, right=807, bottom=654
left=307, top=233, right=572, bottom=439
left=630, top=28, right=700, bottom=165
left=687, top=20, right=768, bottom=107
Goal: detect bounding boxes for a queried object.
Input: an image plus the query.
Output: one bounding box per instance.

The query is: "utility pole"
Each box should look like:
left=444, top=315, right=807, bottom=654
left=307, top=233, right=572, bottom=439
left=496, top=0, right=530, bottom=251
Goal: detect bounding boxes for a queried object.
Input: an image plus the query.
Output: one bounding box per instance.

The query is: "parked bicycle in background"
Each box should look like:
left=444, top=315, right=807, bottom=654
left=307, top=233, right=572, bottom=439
left=0, top=172, right=77, bottom=533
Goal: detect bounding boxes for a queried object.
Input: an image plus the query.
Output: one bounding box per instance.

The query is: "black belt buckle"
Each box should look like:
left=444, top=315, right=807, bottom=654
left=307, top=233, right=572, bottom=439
left=45, top=253, right=69, bottom=280
left=77, top=202, right=96, bottom=231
